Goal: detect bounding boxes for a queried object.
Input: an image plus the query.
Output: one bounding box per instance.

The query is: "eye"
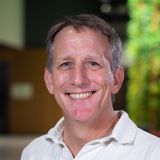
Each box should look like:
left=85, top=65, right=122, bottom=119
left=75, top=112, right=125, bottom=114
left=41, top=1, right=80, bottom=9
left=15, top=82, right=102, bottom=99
left=59, top=61, right=72, bottom=70
left=88, top=61, right=101, bottom=69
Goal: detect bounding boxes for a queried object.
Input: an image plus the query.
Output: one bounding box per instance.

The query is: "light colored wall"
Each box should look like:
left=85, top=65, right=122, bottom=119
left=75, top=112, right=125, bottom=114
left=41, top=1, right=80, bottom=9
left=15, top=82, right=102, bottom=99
left=0, top=0, right=24, bottom=48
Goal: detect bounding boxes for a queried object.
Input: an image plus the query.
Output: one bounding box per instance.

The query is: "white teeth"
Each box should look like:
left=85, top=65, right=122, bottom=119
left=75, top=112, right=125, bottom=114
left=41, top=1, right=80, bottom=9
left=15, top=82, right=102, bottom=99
left=69, top=92, right=92, bottom=99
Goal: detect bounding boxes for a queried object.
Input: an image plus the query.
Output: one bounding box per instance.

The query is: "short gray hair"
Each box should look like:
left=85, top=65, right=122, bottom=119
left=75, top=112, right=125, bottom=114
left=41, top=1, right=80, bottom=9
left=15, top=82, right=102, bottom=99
left=46, top=14, right=122, bottom=72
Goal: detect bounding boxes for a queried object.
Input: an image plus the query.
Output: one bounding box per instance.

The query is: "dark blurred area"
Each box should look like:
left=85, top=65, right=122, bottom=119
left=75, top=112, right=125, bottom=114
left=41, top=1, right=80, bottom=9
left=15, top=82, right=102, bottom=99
left=25, top=0, right=128, bottom=47
left=0, top=61, right=10, bottom=133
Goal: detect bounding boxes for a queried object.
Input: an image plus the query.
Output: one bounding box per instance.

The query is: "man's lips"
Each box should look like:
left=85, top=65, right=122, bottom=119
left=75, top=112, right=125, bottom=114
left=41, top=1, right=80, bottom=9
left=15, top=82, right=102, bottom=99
left=65, top=91, right=96, bottom=99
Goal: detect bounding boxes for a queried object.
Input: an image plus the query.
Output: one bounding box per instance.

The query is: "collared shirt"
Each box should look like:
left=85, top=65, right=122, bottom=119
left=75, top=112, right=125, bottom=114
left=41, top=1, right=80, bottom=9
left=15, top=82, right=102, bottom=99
left=21, top=111, right=160, bottom=160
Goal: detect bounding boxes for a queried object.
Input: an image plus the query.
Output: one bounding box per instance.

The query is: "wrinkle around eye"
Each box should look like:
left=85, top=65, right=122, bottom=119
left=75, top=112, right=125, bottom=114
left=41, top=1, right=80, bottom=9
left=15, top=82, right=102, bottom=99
left=87, top=61, right=102, bottom=70
left=58, top=61, right=73, bottom=70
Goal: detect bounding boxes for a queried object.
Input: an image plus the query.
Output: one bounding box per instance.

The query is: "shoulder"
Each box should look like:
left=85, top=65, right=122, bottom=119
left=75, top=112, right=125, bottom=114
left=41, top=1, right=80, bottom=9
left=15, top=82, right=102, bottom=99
left=25, top=135, right=48, bottom=149
left=136, top=128, right=160, bottom=144
left=118, top=111, right=160, bottom=155
left=118, top=111, right=160, bottom=146
left=21, top=135, right=47, bottom=156
left=134, top=128, right=160, bottom=158
left=21, top=118, right=65, bottom=160
left=21, top=134, right=59, bottom=160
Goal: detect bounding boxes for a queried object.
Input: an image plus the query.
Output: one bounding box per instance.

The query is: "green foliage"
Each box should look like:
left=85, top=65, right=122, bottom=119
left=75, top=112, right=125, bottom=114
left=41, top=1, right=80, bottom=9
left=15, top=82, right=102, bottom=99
left=127, top=0, right=160, bottom=130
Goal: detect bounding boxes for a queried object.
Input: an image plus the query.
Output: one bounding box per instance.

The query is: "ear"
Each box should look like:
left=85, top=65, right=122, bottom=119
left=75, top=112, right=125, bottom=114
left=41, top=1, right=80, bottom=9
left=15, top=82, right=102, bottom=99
left=111, top=66, right=124, bottom=94
left=44, top=68, right=54, bottom=94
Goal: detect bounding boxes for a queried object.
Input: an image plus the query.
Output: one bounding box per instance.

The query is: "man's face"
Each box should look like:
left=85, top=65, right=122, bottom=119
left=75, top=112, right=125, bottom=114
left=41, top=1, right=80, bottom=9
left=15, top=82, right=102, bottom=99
left=44, top=27, right=124, bottom=122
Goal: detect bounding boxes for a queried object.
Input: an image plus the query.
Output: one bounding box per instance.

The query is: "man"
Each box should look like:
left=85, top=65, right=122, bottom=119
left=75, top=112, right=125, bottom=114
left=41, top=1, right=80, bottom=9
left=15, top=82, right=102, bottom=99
left=21, top=14, right=160, bottom=160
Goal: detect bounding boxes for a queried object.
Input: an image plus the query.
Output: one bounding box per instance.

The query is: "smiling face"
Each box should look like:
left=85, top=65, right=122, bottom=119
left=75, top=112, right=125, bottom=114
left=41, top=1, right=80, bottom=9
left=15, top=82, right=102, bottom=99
left=44, top=26, right=124, bottom=122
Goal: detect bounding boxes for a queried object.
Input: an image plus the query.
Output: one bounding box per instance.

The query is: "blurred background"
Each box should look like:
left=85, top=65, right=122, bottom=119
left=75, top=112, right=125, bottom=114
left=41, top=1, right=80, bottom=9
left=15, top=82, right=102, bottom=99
left=0, top=0, right=160, bottom=159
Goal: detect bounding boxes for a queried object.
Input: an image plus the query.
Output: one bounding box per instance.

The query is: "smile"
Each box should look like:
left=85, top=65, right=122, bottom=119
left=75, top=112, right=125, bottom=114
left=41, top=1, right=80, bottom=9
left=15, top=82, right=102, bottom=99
left=67, top=92, right=95, bottom=99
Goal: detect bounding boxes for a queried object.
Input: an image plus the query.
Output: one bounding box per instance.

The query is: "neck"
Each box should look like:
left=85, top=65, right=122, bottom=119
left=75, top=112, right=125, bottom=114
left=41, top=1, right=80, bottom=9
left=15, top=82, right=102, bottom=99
left=63, top=111, right=119, bottom=157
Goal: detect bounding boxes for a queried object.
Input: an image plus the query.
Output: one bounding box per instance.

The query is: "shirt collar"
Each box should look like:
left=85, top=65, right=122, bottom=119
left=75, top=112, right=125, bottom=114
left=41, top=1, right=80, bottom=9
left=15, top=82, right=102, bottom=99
left=46, top=117, right=64, bottom=144
left=46, top=111, right=138, bottom=145
left=110, top=111, right=138, bottom=144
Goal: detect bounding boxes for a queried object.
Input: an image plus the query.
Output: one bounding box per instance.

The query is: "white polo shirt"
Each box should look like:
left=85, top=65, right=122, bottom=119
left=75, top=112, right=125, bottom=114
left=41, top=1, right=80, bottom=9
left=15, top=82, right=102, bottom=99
left=21, top=111, right=160, bottom=160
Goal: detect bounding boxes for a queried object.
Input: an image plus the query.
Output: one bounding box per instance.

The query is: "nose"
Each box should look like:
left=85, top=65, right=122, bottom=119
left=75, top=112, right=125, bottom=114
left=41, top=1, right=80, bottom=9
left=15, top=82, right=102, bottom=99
left=70, top=65, right=90, bottom=88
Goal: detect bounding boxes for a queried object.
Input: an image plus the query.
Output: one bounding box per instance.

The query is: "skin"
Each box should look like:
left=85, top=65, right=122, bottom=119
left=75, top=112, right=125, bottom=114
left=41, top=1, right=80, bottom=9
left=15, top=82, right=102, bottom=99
left=44, top=26, right=124, bottom=157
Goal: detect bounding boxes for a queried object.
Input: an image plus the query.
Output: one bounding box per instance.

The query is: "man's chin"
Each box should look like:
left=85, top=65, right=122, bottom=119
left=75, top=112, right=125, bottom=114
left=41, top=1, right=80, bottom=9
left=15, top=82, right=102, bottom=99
left=69, top=108, right=95, bottom=122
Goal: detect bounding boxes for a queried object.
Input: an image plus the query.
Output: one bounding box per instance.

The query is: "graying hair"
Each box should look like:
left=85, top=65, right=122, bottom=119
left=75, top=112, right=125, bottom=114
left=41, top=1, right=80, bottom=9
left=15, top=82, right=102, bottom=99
left=46, top=14, right=122, bottom=73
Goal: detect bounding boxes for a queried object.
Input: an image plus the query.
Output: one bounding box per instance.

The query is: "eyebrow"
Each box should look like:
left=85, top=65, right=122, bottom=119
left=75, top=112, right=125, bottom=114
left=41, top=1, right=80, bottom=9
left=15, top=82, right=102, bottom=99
left=84, top=55, right=101, bottom=60
left=54, top=54, right=107, bottom=64
left=55, top=56, right=73, bottom=62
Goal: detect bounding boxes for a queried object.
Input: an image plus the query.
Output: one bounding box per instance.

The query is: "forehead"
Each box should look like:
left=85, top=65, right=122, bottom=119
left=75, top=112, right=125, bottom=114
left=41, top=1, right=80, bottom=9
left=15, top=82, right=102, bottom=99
left=54, top=26, right=108, bottom=45
left=52, top=26, right=110, bottom=60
